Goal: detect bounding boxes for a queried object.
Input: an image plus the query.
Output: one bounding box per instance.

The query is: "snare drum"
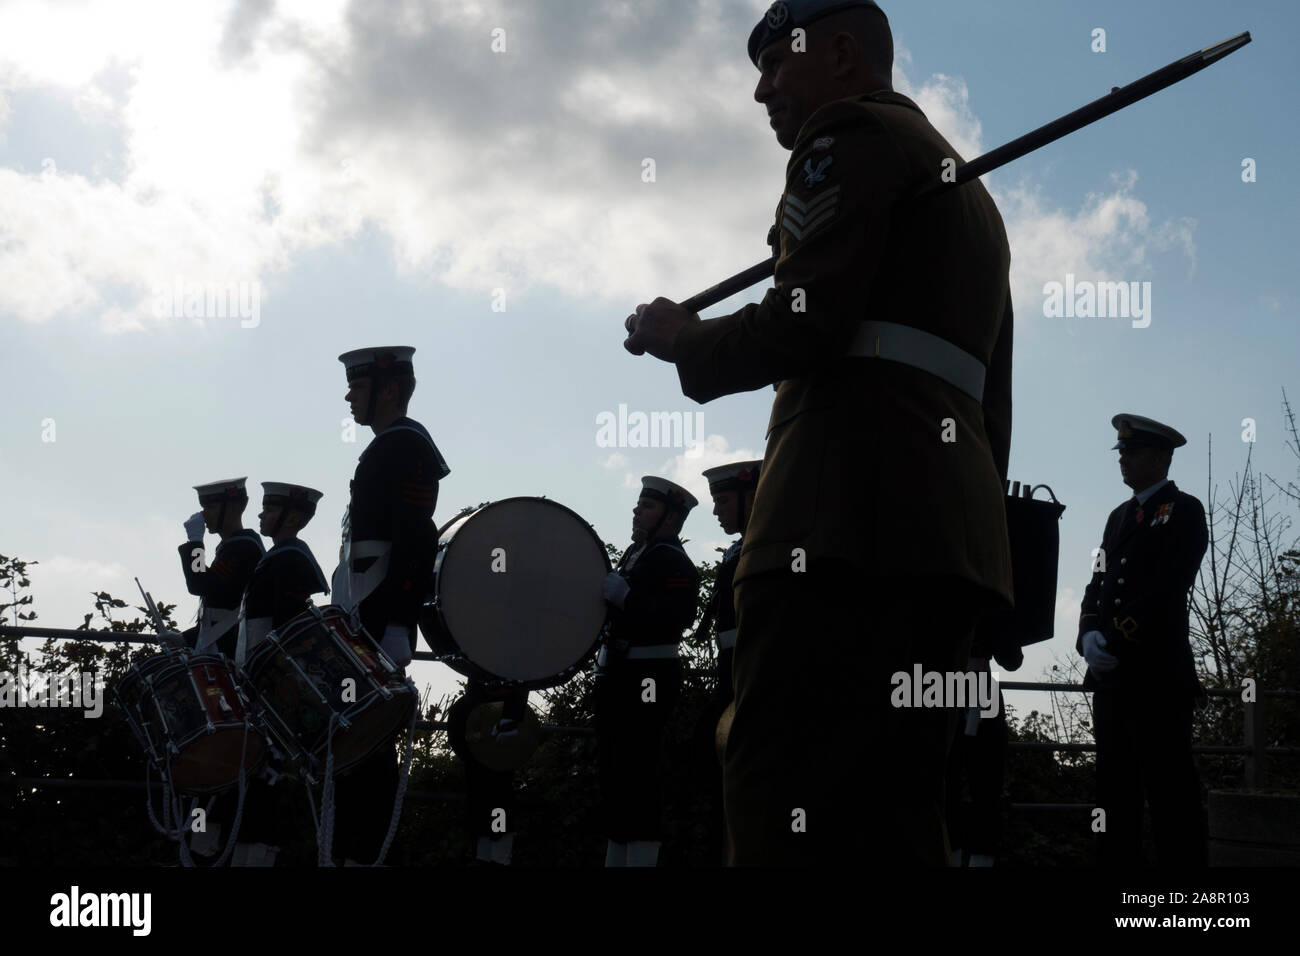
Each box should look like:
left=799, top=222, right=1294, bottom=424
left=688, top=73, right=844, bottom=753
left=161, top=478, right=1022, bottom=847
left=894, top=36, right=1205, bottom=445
left=114, top=650, right=265, bottom=794
left=419, top=497, right=610, bottom=689
left=243, top=604, right=416, bottom=778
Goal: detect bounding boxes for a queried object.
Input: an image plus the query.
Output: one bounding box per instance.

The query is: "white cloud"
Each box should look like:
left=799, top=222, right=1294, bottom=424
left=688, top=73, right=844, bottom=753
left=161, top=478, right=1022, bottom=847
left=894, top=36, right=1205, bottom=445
left=0, top=2, right=1197, bottom=335
left=601, top=452, right=628, bottom=470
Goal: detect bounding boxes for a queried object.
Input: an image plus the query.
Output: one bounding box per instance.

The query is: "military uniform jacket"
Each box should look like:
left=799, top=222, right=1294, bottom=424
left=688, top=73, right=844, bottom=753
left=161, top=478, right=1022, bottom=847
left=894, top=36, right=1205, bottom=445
left=177, top=529, right=264, bottom=652
left=334, top=416, right=450, bottom=644
left=238, top=539, right=329, bottom=663
left=1077, top=481, right=1206, bottom=696
left=607, top=538, right=700, bottom=650
left=674, top=91, right=1014, bottom=605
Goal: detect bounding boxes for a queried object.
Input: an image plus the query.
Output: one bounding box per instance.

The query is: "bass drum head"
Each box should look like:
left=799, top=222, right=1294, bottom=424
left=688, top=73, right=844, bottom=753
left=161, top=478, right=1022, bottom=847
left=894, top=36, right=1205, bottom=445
left=430, top=497, right=609, bottom=687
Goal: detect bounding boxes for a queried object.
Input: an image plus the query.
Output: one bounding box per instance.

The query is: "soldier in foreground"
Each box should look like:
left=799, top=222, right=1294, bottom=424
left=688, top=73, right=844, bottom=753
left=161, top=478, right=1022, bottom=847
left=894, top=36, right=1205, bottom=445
left=624, top=0, right=1014, bottom=864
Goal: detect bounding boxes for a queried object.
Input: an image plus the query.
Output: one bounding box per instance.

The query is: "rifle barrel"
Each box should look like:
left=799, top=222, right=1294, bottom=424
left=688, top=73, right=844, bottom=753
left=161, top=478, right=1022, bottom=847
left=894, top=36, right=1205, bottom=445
left=678, top=32, right=1250, bottom=314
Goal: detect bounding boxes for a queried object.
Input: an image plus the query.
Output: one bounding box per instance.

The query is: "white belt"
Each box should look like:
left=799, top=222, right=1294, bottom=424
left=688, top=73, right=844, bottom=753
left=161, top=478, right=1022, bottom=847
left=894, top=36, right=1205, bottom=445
left=846, top=320, right=985, bottom=403
left=625, top=644, right=680, bottom=660
left=716, top=628, right=737, bottom=650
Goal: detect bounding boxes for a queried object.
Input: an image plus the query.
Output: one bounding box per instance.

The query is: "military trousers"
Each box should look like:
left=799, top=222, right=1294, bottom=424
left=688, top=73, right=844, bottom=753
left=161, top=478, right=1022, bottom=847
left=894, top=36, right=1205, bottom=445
left=594, top=657, right=681, bottom=843
left=1093, top=683, right=1206, bottom=866
left=726, top=565, right=978, bottom=866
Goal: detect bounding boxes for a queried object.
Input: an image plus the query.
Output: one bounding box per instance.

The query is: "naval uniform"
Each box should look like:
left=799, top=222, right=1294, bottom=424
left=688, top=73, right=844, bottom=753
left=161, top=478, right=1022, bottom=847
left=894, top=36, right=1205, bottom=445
left=177, top=530, right=264, bottom=659
left=332, top=415, right=449, bottom=863
left=596, top=537, right=700, bottom=843
left=692, top=537, right=743, bottom=862
left=234, top=538, right=329, bottom=849
left=1079, top=479, right=1208, bottom=866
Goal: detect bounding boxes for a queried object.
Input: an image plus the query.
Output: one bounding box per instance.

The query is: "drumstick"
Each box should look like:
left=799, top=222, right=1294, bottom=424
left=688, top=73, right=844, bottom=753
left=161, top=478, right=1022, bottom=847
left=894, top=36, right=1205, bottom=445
left=134, top=577, right=169, bottom=639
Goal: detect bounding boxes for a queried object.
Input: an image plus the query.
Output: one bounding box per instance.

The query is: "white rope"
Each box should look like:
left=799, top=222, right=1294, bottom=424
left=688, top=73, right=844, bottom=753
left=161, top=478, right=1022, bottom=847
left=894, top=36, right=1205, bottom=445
left=316, top=713, right=341, bottom=867
left=372, top=701, right=418, bottom=866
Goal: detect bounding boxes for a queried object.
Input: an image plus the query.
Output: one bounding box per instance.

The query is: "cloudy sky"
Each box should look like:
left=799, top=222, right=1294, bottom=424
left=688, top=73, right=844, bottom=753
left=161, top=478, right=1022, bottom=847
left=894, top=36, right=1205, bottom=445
left=2, top=0, right=1297, bottom=710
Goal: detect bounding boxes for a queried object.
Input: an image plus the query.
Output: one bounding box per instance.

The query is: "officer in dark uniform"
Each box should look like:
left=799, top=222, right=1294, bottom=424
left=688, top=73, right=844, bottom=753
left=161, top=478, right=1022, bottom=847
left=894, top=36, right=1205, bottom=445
left=597, top=476, right=701, bottom=866
left=1078, top=414, right=1208, bottom=867
left=624, top=0, right=1014, bottom=865
left=331, top=345, right=450, bottom=865
left=231, top=482, right=329, bottom=866
left=178, top=478, right=264, bottom=659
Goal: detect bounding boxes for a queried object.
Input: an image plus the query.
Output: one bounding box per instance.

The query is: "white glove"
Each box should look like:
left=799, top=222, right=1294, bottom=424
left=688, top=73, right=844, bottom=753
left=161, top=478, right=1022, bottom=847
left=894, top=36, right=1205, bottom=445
left=1082, top=630, right=1118, bottom=676
left=184, top=512, right=206, bottom=542
left=603, top=572, right=630, bottom=609
left=379, top=624, right=413, bottom=668
left=491, top=717, right=520, bottom=742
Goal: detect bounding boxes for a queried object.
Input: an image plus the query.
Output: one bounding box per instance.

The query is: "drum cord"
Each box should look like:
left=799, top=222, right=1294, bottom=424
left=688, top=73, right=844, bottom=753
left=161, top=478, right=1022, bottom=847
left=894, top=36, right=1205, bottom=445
left=313, top=713, right=342, bottom=867
left=210, top=724, right=253, bottom=868
left=373, top=700, right=418, bottom=867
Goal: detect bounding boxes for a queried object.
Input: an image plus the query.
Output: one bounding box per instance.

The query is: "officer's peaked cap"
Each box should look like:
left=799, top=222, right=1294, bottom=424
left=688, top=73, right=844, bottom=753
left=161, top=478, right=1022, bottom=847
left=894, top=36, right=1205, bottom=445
left=1111, top=413, right=1187, bottom=451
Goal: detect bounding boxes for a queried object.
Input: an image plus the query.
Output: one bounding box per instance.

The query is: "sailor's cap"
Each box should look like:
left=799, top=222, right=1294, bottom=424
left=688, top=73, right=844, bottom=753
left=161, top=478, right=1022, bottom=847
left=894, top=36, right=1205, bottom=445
left=702, top=460, right=764, bottom=495
left=338, top=346, right=416, bottom=382
left=261, top=482, right=323, bottom=515
left=639, top=476, right=699, bottom=514
left=193, top=478, right=248, bottom=504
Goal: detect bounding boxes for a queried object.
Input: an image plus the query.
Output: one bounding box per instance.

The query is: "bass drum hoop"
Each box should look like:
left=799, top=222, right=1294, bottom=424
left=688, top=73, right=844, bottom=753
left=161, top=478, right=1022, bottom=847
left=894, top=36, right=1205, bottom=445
left=420, top=496, right=610, bottom=690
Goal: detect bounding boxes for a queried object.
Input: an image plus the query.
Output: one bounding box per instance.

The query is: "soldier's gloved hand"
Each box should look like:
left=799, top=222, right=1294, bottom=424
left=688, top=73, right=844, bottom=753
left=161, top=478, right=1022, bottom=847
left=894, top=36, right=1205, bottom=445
left=157, top=629, right=185, bottom=649
left=379, top=624, right=413, bottom=668
left=184, top=512, right=206, bottom=542
left=1082, top=630, right=1118, bottom=676
left=602, top=572, right=630, bottom=609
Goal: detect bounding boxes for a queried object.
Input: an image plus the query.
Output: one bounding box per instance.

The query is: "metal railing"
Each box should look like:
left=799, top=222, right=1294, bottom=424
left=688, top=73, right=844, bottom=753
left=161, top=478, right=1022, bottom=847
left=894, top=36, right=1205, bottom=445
left=5, top=626, right=1297, bottom=802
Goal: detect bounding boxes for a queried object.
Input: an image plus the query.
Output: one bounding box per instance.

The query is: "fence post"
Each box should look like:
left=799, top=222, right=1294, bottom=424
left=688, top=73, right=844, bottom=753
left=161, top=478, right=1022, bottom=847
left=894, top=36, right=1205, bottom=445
left=1244, top=692, right=1267, bottom=789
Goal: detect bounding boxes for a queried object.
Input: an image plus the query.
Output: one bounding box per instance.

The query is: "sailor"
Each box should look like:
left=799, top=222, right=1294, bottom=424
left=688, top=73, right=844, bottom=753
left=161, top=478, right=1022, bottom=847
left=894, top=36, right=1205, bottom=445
left=236, top=483, right=329, bottom=664
left=231, top=481, right=329, bottom=866
left=700, top=460, right=763, bottom=707
left=178, top=478, right=264, bottom=658
left=331, top=345, right=449, bottom=865
left=693, top=460, right=762, bottom=861
left=597, top=476, right=701, bottom=867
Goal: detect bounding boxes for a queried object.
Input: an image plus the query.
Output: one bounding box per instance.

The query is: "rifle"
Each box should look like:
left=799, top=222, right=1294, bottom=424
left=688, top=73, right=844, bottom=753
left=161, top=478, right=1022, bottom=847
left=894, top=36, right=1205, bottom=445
left=676, top=31, right=1251, bottom=315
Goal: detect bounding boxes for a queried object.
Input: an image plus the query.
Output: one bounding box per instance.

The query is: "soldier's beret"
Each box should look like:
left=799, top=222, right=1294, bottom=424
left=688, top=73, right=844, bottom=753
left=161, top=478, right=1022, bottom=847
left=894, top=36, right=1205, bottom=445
left=748, top=0, right=887, bottom=65
left=1111, top=413, right=1187, bottom=451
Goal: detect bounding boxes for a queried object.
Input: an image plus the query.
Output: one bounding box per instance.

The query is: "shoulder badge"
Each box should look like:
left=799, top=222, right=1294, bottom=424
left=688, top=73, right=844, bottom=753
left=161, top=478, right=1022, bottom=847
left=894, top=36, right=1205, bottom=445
left=802, top=155, right=833, bottom=187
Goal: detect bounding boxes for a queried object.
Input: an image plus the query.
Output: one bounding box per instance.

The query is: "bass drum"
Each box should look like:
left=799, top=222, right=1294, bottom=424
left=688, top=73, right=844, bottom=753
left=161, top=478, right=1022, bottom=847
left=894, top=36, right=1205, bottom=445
left=420, top=497, right=610, bottom=689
